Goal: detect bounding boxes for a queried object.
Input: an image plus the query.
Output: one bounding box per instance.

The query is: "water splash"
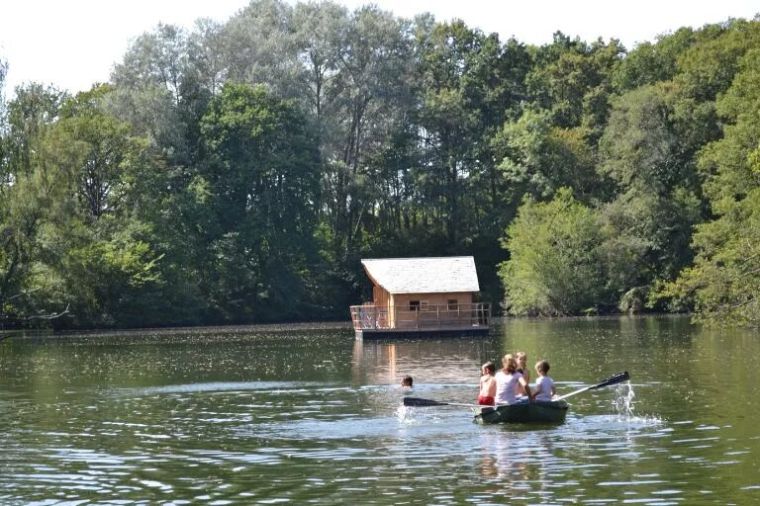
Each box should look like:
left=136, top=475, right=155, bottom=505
left=607, top=380, right=663, bottom=426
left=612, top=380, right=636, bottom=418
left=396, top=404, right=417, bottom=424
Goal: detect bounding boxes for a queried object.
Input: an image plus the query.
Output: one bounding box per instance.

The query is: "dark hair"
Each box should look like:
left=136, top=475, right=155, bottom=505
left=482, top=361, right=496, bottom=375
left=535, top=360, right=550, bottom=374
left=401, top=375, right=413, bottom=387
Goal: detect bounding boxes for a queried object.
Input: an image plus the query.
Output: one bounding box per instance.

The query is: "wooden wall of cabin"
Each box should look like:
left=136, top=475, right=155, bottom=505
left=391, top=292, right=474, bottom=329
left=372, top=284, right=391, bottom=327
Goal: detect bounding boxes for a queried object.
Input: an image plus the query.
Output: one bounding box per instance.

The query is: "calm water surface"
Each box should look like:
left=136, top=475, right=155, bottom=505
left=1, top=317, right=759, bottom=504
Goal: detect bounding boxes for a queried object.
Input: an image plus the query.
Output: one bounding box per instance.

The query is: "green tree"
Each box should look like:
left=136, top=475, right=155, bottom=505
left=527, top=33, right=624, bottom=133
left=414, top=19, right=522, bottom=245
left=598, top=188, right=701, bottom=312
left=493, top=109, right=602, bottom=206
left=292, top=1, right=349, bottom=123
left=324, top=5, right=412, bottom=255
left=599, top=82, right=715, bottom=196
left=27, top=86, right=165, bottom=328
left=659, top=190, right=760, bottom=326
left=499, top=188, right=608, bottom=316
left=597, top=81, right=712, bottom=304
left=661, top=47, right=760, bottom=326
left=0, top=57, right=7, bottom=189
left=698, top=47, right=760, bottom=207
left=675, top=19, right=760, bottom=102
left=3, top=84, right=68, bottom=177
left=198, top=82, right=321, bottom=321
left=0, top=166, right=57, bottom=323
left=613, top=28, right=696, bottom=91
left=0, top=56, right=6, bottom=128
left=221, top=0, right=303, bottom=98
left=111, top=22, right=215, bottom=167
left=0, top=83, right=69, bottom=324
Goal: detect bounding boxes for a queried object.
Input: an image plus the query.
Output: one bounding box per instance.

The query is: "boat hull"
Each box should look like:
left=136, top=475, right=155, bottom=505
left=474, top=400, right=569, bottom=424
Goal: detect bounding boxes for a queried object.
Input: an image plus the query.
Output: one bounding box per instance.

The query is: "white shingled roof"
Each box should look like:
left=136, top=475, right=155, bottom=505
left=361, top=256, right=480, bottom=294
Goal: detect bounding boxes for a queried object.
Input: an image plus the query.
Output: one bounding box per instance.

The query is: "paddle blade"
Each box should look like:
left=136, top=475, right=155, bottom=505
left=590, top=371, right=630, bottom=390
left=403, top=397, right=448, bottom=407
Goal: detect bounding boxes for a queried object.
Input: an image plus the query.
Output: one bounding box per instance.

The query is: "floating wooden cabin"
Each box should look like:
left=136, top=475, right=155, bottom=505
left=349, top=256, right=490, bottom=339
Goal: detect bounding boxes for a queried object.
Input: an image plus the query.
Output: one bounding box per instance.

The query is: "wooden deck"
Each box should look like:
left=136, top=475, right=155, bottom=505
left=349, top=302, right=490, bottom=339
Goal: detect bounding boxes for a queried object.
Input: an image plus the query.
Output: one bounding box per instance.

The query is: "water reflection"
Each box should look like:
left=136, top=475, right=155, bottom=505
left=352, top=337, right=495, bottom=390
left=2, top=317, right=760, bottom=504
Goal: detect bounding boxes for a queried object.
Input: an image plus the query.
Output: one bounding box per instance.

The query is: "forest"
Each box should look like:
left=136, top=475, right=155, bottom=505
left=1, top=1, right=759, bottom=329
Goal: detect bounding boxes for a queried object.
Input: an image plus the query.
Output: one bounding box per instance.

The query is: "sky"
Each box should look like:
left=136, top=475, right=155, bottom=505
left=1, top=0, right=758, bottom=95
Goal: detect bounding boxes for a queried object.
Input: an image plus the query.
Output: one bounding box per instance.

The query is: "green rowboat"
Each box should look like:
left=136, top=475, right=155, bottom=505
left=403, top=372, right=629, bottom=425
left=474, top=400, right=569, bottom=424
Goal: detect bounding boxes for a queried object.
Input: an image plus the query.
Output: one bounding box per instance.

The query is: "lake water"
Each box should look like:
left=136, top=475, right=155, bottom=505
left=1, top=317, right=759, bottom=505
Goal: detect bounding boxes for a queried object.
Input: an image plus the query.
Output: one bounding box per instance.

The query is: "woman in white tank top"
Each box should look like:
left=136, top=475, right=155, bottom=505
left=494, top=353, right=532, bottom=404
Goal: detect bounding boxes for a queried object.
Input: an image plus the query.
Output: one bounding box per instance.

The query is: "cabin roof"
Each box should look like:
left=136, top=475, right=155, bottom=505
left=361, top=256, right=480, bottom=294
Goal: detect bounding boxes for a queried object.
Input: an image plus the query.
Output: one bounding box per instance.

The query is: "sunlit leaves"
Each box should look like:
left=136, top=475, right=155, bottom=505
left=500, top=189, right=608, bottom=316
left=660, top=190, right=760, bottom=326
left=661, top=45, right=760, bottom=326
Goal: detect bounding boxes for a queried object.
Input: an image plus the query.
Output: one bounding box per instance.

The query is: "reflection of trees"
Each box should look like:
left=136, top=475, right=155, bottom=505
left=499, top=316, right=698, bottom=387
left=688, top=325, right=760, bottom=435
left=2, top=328, right=358, bottom=391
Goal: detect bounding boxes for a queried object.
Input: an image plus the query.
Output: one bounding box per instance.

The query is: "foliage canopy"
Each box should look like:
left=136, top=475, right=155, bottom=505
left=2, top=3, right=760, bottom=327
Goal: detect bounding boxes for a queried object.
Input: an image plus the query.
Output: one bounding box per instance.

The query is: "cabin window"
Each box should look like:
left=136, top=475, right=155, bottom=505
left=409, top=300, right=420, bottom=311
left=448, top=299, right=458, bottom=310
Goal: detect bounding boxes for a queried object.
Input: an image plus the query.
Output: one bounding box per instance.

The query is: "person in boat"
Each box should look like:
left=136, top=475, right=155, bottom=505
left=531, top=360, right=556, bottom=401
left=515, top=351, right=530, bottom=397
left=401, top=375, right=413, bottom=389
left=495, top=354, right=532, bottom=404
left=478, top=361, right=497, bottom=405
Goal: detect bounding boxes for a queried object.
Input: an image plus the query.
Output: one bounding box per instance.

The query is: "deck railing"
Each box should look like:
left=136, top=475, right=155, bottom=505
left=349, top=302, right=490, bottom=331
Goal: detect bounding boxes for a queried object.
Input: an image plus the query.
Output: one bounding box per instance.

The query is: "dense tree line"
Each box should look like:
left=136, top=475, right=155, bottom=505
left=1, top=1, right=759, bottom=328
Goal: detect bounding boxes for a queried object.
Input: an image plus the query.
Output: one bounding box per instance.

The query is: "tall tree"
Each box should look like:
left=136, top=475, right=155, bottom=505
left=661, top=47, right=760, bottom=326
left=613, top=28, right=696, bottom=91
left=414, top=20, right=519, bottom=245
left=324, top=5, right=412, bottom=255
left=221, top=0, right=303, bottom=98
left=0, top=83, right=68, bottom=324
left=27, top=86, right=164, bottom=328
left=527, top=33, right=623, bottom=135
left=597, top=82, right=712, bottom=306
left=111, top=23, right=207, bottom=167
left=198, top=82, right=321, bottom=321
left=292, top=1, right=348, bottom=124
left=675, top=19, right=760, bottom=102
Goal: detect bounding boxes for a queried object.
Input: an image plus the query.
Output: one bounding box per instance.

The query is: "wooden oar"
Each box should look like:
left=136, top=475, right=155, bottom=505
left=555, top=371, right=630, bottom=401
left=403, top=397, right=487, bottom=408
